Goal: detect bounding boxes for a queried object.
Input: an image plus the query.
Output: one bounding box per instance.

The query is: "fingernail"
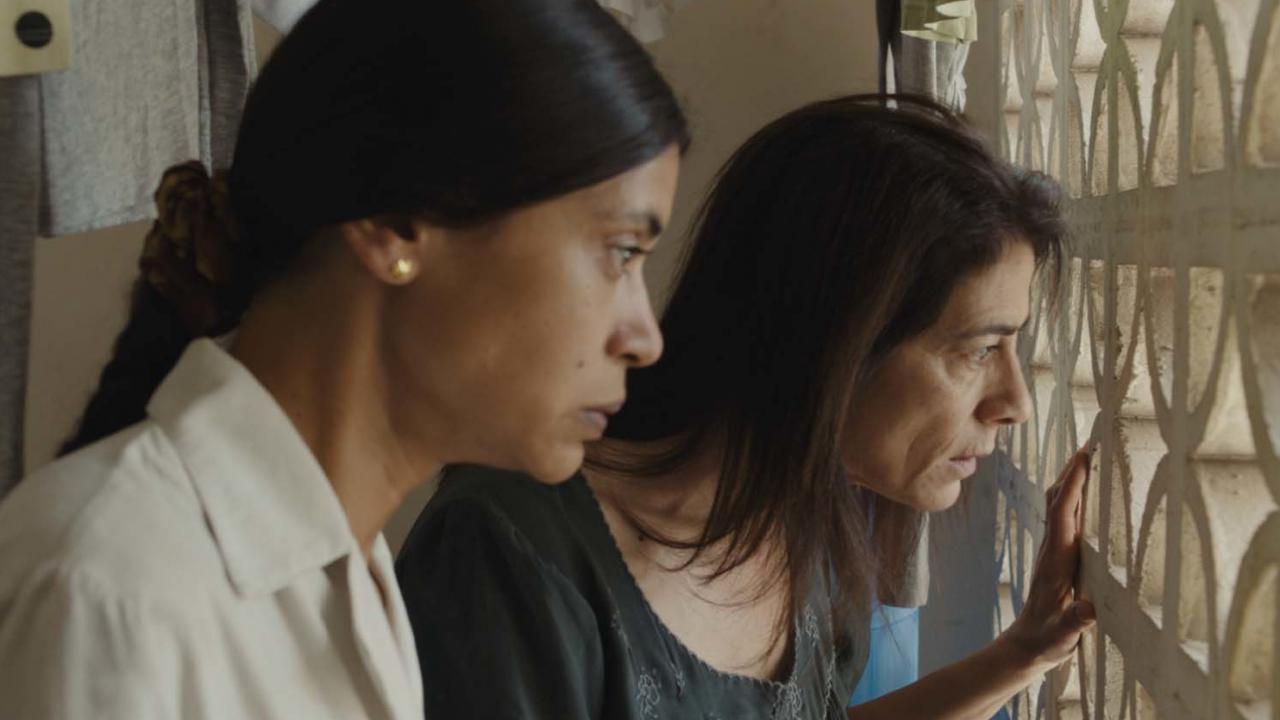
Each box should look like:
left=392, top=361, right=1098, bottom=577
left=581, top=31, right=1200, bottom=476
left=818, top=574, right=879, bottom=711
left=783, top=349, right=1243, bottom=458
left=1074, top=601, right=1096, bottom=623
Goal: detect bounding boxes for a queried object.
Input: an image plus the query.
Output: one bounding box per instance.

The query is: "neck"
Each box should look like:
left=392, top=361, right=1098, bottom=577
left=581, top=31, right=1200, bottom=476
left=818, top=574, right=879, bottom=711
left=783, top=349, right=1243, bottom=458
left=585, top=436, right=722, bottom=547
left=231, top=279, right=440, bottom=558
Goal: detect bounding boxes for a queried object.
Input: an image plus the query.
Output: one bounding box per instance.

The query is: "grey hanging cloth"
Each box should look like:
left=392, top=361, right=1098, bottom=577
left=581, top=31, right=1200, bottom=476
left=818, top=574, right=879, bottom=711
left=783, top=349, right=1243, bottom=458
left=0, top=0, right=255, bottom=498
left=0, top=78, right=40, bottom=502
left=877, top=0, right=974, bottom=111
left=877, top=0, right=900, bottom=95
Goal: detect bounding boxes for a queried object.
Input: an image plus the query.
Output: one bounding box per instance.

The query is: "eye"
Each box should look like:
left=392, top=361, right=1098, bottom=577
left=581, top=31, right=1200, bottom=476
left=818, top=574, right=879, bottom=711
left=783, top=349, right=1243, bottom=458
left=611, top=246, right=646, bottom=266
left=972, top=345, right=1000, bottom=364
left=607, top=234, right=649, bottom=273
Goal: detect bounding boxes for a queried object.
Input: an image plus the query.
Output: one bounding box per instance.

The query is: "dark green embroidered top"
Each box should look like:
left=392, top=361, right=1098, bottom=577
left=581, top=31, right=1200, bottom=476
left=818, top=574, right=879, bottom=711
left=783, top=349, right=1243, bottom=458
left=396, top=466, right=867, bottom=720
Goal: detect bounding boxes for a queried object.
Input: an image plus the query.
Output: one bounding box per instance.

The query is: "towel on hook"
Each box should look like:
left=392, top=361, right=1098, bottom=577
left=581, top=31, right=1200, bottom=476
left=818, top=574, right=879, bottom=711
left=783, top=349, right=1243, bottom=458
left=0, top=0, right=255, bottom=497
left=0, top=0, right=255, bottom=238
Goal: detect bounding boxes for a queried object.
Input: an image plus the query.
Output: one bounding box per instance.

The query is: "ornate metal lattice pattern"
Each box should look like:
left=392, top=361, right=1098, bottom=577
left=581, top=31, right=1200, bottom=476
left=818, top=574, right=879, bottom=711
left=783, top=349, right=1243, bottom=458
left=994, top=0, right=1280, bottom=718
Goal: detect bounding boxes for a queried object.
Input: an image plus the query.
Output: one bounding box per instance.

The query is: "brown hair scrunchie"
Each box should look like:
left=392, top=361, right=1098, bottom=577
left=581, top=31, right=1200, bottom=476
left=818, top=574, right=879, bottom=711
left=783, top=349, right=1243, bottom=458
left=139, top=161, right=238, bottom=336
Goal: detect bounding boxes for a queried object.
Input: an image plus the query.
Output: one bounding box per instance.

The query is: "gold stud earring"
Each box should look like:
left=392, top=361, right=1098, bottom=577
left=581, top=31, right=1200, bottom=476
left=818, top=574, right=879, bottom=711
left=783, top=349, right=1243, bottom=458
left=390, top=258, right=415, bottom=281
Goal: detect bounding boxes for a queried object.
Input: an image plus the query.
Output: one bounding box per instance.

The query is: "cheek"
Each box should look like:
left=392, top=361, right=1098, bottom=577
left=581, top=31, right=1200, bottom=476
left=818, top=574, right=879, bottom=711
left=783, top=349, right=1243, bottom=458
left=392, top=248, right=593, bottom=411
left=400, top=222, right=641, bottom=479
left=506, top=266, right=617, bottom=401
left=454, top=250, right=615, bottom=432
left=843, top=373, right=965, bottom=495
left=442, top=242, right=604, bottom=362
left=842, top=409, right=911, bottom=492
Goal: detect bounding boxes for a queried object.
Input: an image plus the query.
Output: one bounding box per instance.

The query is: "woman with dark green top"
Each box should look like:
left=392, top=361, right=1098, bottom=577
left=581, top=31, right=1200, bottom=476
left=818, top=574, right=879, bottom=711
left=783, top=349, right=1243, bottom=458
left=397, top=95, right=1094, bottom=719
left=398, top=467, right=858, bottom=720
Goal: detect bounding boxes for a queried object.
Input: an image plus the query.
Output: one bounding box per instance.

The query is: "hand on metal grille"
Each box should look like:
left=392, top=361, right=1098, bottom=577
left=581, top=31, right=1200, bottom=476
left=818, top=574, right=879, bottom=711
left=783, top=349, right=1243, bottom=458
left=1002, top=447, right=1097, bottom=673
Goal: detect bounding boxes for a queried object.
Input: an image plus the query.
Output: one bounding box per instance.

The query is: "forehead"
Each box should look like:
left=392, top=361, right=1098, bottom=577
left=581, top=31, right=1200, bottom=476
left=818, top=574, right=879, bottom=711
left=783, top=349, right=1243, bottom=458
left=478, top=145, right=681, bottom=239
left=931, top=241, right=1037, bottom=333
left=580, top=145, right=681, bottom=218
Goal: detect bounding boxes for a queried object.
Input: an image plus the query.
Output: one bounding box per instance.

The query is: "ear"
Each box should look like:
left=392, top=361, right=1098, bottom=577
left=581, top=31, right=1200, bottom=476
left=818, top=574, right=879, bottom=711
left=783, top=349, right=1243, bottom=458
left=337, top=213, right=432, bottom=285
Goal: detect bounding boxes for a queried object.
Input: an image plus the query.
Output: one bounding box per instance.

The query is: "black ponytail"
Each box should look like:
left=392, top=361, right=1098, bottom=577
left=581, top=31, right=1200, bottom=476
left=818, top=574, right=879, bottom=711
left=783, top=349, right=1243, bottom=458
left=59, top=283, right=192, bottom=455
left=58, top=0, right=687, bottom=457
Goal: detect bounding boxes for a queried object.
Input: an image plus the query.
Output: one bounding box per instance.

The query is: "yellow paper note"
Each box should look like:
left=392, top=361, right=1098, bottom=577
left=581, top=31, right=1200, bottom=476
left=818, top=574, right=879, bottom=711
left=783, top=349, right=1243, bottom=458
left=0, top=0, right=72, bottom=77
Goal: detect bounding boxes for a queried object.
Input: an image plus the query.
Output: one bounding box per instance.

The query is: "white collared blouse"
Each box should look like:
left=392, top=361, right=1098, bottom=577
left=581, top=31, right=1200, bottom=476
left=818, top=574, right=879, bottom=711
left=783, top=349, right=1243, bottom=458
left=0, top=339, right=423, bottom=719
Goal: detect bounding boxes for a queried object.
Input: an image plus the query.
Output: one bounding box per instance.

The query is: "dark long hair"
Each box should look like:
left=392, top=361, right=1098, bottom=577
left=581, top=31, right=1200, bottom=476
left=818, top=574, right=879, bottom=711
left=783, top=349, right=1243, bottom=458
left=60, top=0, right=688, bottom=456
left=591, top=94, right=1065, bottom=646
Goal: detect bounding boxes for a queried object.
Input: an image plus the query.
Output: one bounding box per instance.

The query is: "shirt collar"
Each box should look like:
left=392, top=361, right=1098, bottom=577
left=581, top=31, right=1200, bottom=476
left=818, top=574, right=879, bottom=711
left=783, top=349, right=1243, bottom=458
left=148, top=338, right=356, bottom=595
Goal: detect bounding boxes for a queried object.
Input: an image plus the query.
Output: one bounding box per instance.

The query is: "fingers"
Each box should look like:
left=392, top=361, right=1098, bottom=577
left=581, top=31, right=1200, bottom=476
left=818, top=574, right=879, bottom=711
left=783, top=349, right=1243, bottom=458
left=1075, top=470, right=1085, bottom=534
left=1030, top=448, right=1090, bottom=597
left=1066, top=600, right=1096, bottom=633
left=1049, top=448, right=1090, bottom=552
left=1042, top=450, right=1078, bottom=523
left=1050, top=601, right=1097, bottom=659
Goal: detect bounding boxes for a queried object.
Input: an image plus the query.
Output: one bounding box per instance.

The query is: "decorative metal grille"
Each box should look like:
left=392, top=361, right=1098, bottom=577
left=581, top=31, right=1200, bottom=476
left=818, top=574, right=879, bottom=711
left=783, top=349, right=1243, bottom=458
left=994, top=1, right=1280, bottom=717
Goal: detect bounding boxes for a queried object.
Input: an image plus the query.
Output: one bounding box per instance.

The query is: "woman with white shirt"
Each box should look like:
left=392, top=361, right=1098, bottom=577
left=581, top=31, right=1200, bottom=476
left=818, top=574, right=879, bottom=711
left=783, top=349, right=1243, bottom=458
left=0, top=0, right=686, bottom=718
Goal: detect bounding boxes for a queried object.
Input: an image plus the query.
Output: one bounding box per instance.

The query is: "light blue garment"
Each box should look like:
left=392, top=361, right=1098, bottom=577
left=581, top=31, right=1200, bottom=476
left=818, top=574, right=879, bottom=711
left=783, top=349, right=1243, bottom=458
left=849, top=605, right=920, bottom=705
left=849, top=606, right=1011, bottom=720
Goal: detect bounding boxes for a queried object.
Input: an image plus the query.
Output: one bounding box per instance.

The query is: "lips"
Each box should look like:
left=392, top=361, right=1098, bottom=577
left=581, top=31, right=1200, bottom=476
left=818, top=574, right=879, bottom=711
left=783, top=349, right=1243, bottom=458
left=580, top=400, right=624, bottom=437
left=586, top=401, right=625, bottom=417
left=948, top=448, right=993, bottom=477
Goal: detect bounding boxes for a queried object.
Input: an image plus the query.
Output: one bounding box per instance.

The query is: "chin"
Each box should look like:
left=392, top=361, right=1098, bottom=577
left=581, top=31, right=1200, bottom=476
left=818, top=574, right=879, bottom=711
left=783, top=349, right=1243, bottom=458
left=522, top=443, right=585, bottom=485
left=901, top=474, right=964, bottom=512
left=917, top=482, right=963, bottom=512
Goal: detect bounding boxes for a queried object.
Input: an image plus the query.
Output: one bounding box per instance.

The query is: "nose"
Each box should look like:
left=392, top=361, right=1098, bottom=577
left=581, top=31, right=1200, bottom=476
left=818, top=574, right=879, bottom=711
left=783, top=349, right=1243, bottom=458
left=606, top=278, right=664, bottom=368
left=978, top=349, right=1033, bottom=426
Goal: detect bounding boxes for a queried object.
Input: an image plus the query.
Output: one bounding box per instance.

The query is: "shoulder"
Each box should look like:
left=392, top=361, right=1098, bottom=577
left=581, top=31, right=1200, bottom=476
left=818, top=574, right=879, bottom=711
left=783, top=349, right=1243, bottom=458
left=396, top=468, right=609, bottom=717
left=399, top=465, right=599, bottom=579
left=0, top=421, right=223, bottom=613
left=396, top=468, right=608, bottom=648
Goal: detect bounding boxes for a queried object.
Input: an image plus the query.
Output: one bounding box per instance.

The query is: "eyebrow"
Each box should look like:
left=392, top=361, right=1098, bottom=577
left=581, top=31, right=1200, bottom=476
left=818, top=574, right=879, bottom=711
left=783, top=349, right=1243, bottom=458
left=605, top=210, right=665, bottom=240
left=952, top=318, right=1030, bottom=340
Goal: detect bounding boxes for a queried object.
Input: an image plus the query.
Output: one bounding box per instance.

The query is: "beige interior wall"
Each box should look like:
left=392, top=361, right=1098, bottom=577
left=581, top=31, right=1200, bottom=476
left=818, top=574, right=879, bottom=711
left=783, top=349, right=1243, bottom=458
left=641, top=0, right=880, bottom=305
left=24, top=221, right=147, bottom=470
